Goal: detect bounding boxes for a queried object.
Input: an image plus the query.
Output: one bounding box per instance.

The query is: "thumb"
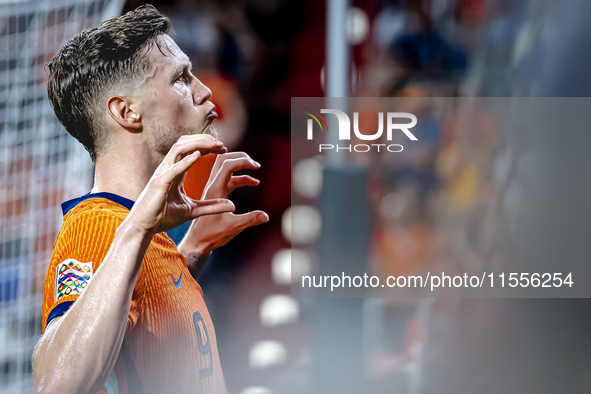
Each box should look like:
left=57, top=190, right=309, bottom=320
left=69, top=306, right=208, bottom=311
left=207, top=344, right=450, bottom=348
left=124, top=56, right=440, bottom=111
left=234, top=210, right=269, bottom=232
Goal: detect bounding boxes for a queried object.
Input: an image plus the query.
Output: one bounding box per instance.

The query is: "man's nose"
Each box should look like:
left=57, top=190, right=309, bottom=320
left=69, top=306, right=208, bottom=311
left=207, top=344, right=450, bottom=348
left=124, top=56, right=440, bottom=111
left=192, top=78, right=212, bottom=105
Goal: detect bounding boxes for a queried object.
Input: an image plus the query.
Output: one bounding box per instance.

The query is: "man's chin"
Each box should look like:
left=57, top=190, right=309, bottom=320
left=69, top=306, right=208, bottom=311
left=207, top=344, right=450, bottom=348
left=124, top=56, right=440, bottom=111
left=189, top=123, right=217, bottom=138
left=206, top=124, right=219, bottom=139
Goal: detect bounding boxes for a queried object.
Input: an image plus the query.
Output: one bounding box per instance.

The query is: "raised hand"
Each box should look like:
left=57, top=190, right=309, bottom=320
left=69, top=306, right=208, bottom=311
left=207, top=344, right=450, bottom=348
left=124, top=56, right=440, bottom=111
left=179, top=151, right=269, bottom=268
left=127, top=135, right=236, bottom=235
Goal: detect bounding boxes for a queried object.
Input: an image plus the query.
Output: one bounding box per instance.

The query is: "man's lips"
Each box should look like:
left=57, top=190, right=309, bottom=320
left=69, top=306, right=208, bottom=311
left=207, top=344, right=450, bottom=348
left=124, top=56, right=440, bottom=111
left=207, top=105, right=218, bottom=120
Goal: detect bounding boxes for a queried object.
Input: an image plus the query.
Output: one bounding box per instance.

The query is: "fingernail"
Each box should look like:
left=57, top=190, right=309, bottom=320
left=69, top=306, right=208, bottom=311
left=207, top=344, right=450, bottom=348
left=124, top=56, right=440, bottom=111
left=261, top=212, right=269, bottom=222
left=254, top=161, right=261, bottom=167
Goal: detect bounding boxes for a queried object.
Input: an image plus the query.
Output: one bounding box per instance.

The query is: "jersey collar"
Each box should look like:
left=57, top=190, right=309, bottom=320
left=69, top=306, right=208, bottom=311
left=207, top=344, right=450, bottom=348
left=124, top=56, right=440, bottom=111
left=61, top=192, right=135, bottom=216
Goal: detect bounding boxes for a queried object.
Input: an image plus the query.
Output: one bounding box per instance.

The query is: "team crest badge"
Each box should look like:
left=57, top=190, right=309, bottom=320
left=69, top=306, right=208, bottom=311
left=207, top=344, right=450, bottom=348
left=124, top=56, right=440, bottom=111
left=55, top=259, right=93, bottom=301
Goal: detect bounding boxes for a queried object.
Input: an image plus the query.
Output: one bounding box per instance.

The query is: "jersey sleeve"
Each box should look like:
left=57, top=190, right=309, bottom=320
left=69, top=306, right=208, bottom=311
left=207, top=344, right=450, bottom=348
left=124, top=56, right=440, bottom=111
left=41, top=210, right=123, bottom=334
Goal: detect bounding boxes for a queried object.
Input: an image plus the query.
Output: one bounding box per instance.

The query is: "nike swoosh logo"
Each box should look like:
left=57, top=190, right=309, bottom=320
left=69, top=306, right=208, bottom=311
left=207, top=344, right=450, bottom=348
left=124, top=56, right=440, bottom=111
left=172, top=272, right=183, bottom=289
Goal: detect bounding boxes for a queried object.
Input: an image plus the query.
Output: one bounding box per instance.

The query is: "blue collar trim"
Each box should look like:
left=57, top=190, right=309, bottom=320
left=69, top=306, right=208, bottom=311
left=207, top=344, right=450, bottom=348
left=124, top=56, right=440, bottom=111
left=61, top=192, right=135, bottom=216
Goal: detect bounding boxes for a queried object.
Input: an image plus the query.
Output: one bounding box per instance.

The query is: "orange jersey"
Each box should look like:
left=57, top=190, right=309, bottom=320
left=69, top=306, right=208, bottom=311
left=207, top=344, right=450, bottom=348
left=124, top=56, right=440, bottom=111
left=41, top=193, right=226, bottom=394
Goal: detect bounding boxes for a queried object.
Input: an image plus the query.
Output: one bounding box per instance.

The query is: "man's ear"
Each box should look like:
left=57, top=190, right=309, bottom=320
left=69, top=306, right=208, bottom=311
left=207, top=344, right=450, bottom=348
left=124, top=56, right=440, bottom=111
left=107, top=95, right=142, bottom=130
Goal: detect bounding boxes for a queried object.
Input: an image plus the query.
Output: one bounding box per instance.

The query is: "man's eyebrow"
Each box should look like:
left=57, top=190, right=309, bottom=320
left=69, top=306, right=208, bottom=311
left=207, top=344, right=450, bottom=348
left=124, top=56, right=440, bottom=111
left=173, top=60, right=193, bottom=77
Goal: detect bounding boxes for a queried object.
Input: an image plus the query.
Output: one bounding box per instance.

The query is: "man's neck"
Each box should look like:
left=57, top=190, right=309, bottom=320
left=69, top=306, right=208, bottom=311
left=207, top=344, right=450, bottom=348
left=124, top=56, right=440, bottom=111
left=91, top=149, right=159, bottom=202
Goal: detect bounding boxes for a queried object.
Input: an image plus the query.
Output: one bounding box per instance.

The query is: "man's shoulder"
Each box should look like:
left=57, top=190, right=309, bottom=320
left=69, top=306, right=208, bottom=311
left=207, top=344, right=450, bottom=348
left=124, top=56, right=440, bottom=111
left=58, top=197, right=128, bottom=242
left=64, top=197, right=128, bottom=225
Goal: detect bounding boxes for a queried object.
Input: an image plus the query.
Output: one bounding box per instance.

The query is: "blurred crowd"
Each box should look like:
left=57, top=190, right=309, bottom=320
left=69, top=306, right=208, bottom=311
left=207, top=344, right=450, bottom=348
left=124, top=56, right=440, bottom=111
left=121, top=0, right=591, bottom=393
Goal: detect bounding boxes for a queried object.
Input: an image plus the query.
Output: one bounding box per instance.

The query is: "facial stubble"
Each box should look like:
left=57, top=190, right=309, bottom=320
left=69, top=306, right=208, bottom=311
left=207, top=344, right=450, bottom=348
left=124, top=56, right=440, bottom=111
left=153, top=122, right=219, bottom=158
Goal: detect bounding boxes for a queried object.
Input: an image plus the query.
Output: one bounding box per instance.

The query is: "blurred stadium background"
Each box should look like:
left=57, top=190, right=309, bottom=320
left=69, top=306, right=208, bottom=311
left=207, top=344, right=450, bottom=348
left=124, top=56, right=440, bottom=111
left=2, top=0, right=591, bottom=393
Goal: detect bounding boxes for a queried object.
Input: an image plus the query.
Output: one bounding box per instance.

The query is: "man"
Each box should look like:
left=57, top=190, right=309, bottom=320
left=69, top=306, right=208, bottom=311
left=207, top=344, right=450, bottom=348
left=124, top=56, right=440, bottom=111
left=32, top=5, right=268, bottom=394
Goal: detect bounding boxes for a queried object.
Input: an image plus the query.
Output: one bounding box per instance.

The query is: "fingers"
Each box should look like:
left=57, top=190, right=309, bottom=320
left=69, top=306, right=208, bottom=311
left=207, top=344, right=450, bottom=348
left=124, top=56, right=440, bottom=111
left=156, top=135, right=226, bottom=176
left=228, top=175, right=260, bottom=195
left=158, top=150, right=201, bottom=185
left=169, top=136, right=226, bottom=164
left=220, top=157, right=261, bottom=176
left=211, top=152, right=254, bottom=176
left=204, top=157, right=261, bottom=199
left=190, top=198, right=235, bottom=219
left=233, top=210, right=270, bottom=232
